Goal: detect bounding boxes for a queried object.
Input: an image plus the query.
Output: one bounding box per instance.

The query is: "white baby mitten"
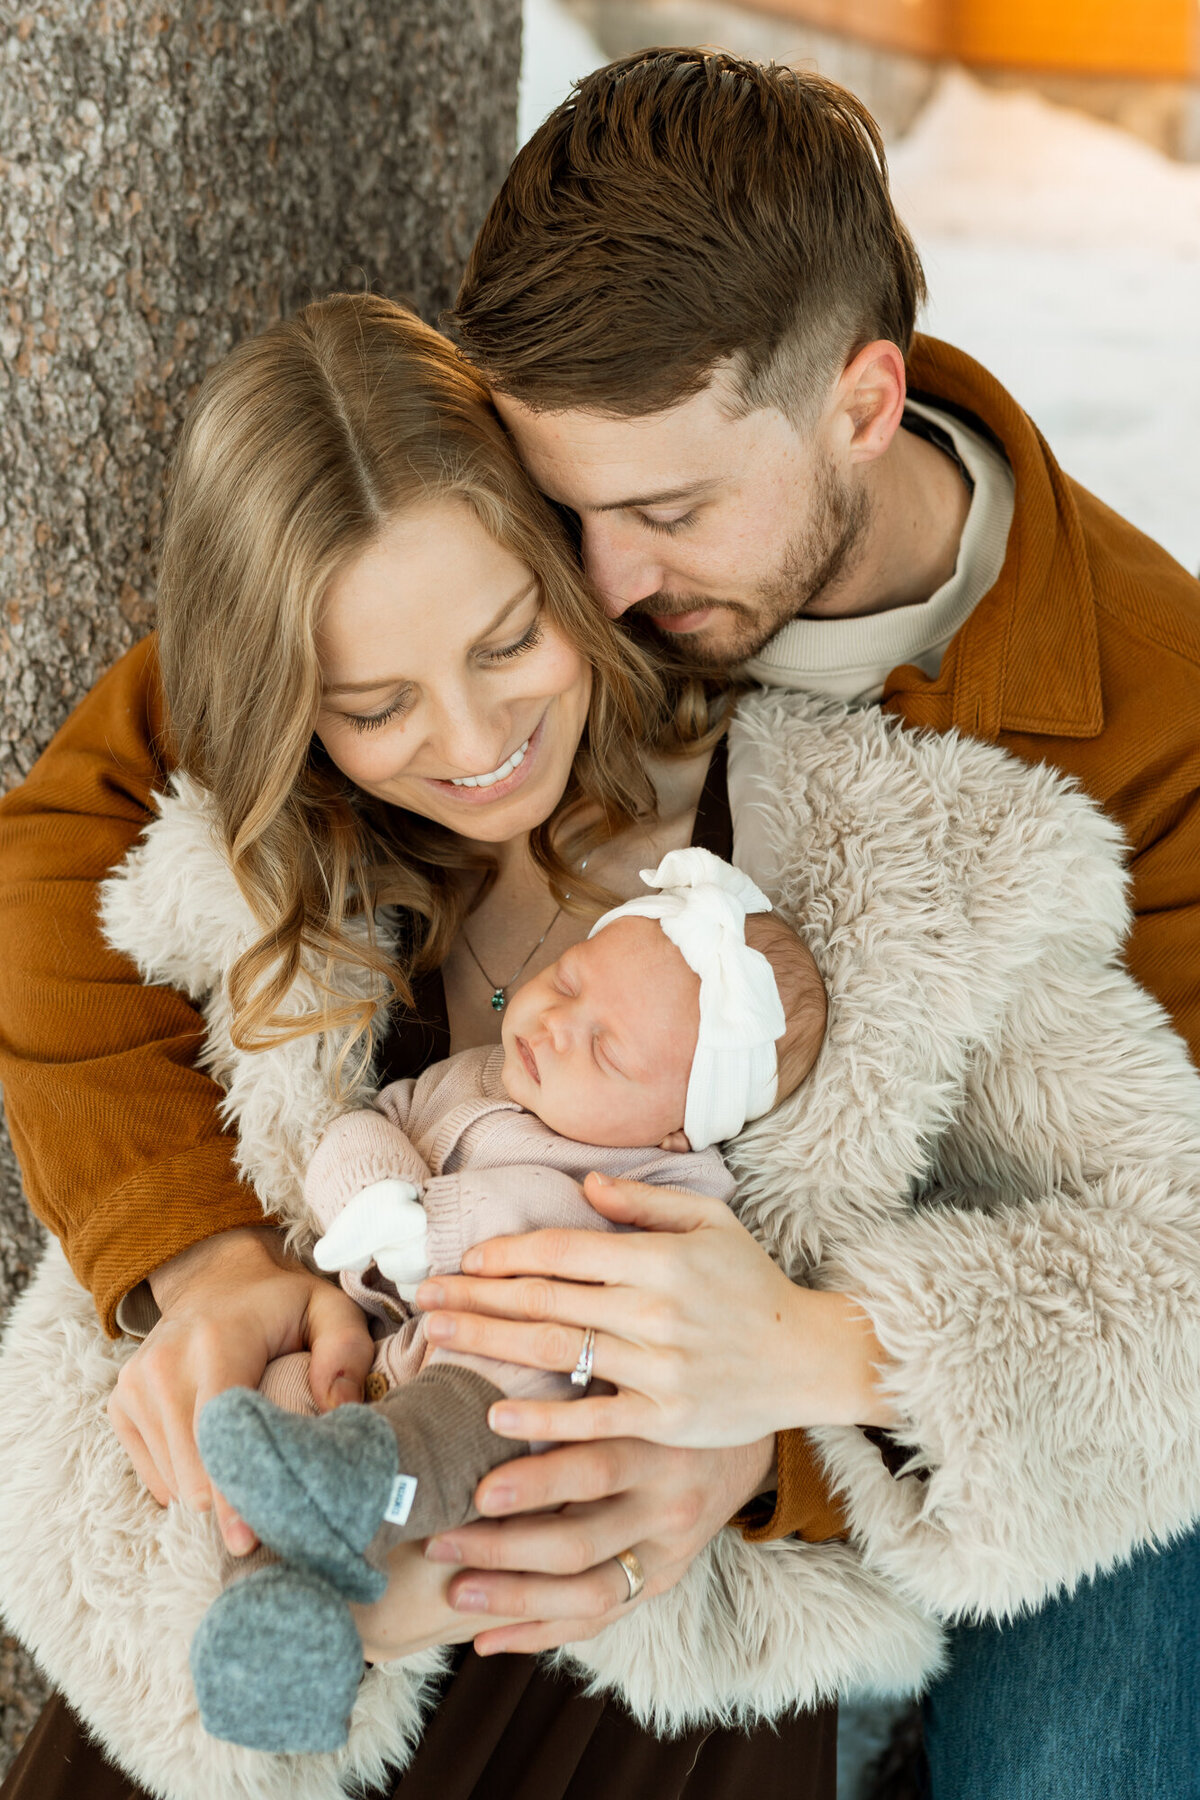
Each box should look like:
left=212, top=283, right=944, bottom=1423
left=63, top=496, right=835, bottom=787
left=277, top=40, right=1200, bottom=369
left=313, top=1181, right=430, bottom=1299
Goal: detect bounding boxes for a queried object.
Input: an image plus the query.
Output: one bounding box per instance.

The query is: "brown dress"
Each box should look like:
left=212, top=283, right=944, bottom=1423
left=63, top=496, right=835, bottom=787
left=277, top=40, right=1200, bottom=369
left=0, top=738, right=838, bottom=1800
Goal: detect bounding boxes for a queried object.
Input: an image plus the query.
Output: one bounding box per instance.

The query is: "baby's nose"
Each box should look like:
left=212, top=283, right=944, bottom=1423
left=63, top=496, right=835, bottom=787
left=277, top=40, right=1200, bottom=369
left=538, top=1004, right=575, bottom=1054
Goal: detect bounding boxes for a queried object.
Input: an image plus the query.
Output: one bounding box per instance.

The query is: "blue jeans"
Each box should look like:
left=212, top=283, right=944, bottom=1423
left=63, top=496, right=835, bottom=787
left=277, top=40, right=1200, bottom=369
left=922, top=1524, right=1200, bottom=1798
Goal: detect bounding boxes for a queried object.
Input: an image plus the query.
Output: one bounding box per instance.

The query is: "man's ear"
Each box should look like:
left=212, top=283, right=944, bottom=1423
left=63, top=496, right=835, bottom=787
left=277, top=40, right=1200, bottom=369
left=659, top=1129, right=692, bottom=1153
left=831, top=338, right=907, bottom=468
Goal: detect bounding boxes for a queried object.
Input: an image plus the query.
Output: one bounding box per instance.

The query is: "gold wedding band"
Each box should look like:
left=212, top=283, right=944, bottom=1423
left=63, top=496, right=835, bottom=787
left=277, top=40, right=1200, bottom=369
left=614, top=1547, right=645, bottom=1602
left=570, top=1326, right=596, bottom=1390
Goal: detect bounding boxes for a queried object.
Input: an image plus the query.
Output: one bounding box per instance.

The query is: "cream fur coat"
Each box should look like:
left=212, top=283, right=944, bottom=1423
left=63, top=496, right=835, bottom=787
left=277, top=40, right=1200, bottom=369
left=2, top=690, right=1199, bottom=1800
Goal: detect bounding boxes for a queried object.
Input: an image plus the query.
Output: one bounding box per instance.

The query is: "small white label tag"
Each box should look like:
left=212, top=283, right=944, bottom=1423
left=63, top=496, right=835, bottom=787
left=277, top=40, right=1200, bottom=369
left=384, top=1473, right=418, bottom=1527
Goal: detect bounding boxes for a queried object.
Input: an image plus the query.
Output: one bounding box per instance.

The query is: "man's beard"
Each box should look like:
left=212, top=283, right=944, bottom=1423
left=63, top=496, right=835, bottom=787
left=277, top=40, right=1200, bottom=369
left=625, top=458, right=872, bottom=672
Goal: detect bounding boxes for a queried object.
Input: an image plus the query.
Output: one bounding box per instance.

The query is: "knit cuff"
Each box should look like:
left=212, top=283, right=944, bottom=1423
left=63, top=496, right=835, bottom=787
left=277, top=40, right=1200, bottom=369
left=304, top=1110, right=431, bottom=1231
left=736, top=1429, right=850, bottom=1544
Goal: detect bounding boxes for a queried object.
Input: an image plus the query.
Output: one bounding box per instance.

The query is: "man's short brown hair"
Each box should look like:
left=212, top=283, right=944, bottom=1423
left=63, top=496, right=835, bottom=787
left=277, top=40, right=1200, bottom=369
left=453, top=48, right=926, bottom=426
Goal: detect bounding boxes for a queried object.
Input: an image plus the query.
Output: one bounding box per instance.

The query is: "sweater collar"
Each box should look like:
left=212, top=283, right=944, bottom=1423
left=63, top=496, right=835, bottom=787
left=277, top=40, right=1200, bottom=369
left=884, top=335, right=1103, bottom=744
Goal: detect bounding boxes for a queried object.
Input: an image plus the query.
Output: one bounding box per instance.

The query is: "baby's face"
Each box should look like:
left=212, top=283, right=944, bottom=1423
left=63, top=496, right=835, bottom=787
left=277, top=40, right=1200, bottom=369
left=500, top=916, right=700, bottom=1147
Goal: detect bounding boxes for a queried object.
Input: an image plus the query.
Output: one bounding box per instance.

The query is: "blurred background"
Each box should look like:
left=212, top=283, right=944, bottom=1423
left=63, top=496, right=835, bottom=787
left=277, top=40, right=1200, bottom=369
left=522, top=0, right=1200, bottom=576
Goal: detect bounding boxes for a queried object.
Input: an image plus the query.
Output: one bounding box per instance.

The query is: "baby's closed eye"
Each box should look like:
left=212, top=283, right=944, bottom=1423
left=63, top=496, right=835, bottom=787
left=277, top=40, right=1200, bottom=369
left=592, top=1035, right=627, bottom=1078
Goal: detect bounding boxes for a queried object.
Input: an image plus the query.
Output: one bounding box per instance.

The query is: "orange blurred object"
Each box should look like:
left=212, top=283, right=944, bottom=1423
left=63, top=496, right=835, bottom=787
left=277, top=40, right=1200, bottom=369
left=745, top=0, right=1200, bottom=79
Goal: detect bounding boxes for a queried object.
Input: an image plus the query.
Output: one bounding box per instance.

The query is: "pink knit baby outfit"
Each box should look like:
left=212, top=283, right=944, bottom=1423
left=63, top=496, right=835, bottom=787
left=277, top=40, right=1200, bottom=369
left=260, top=1045, right=733, bottom=1416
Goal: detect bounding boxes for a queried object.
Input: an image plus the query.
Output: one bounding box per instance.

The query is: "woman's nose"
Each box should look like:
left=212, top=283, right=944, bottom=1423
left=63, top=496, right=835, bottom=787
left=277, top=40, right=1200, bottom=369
left=432, top=704, right=512, bottom=781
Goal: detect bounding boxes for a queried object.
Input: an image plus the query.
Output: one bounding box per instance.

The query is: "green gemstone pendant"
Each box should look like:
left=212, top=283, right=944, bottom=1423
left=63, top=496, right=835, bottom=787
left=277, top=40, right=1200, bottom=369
left=490, top=989, right=506, bottom=1012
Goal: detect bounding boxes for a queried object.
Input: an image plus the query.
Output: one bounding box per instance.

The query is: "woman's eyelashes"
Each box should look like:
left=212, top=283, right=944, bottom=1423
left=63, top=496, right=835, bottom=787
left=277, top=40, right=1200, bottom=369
left=343, top=615, right=546, bottom=733
left=346, top=688, right=415, bottom=733
left=482, top=615, right=544, bottom=664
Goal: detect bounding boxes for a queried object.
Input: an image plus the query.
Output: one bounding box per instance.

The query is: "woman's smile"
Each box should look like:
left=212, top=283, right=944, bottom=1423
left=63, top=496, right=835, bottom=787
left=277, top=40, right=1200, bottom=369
left=423, top=710, right=547, bottom=808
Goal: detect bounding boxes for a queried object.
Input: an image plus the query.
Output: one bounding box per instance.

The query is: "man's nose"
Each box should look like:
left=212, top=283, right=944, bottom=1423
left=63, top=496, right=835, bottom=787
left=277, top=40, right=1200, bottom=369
left=581, top=519, right=665, bottom=620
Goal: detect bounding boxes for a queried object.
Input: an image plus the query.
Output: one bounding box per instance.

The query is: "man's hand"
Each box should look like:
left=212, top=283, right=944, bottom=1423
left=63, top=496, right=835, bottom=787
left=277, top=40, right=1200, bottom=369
left=422, top=1433, right=775, bottom=1656
left=107, top=1225, right=374, bottom=1551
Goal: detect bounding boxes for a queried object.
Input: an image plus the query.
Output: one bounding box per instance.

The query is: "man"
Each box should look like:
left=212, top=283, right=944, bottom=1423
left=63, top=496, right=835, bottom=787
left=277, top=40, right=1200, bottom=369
left=444, top=48, right=1200, bottom=1799
left=1, top=46, right=1197, bottom=1798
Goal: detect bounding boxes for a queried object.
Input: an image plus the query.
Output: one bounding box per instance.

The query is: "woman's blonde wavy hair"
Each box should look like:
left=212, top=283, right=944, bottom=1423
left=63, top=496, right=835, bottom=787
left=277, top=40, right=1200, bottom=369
left=156, top=293, right=719, bottom=1072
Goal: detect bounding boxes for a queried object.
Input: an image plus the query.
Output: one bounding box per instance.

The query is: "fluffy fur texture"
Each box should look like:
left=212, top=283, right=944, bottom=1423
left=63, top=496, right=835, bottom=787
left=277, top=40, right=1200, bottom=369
left=0, top=1240, right=447, bottom=1800
left=96, top=776, right=395, bottom=1245
left=725, top=696, right=1200, bottom=1617
left=3, top=692, right=1199, bottom=1797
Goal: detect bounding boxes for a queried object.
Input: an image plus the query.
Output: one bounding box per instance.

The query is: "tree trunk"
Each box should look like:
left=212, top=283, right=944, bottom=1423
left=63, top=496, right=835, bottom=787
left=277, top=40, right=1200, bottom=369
left=0, top=0, right=520, bottom=1768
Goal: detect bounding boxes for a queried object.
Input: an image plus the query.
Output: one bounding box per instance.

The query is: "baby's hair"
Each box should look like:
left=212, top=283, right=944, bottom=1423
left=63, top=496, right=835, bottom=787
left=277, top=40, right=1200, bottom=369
left=745, top=911, right=828, bottom=1102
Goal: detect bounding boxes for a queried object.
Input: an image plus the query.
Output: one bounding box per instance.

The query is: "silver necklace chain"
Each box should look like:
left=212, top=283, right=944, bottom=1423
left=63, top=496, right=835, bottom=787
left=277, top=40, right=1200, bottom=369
left=462, top=859, right=588, bottom=1013
left=462, top=905, right=563, bottom=1012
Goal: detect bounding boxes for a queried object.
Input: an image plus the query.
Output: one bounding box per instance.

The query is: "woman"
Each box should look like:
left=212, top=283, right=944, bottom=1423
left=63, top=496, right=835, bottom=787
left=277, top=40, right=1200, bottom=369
left=4, top=292, right=1200, bottom=1800
left=0, top=292, right=848, bottom=1798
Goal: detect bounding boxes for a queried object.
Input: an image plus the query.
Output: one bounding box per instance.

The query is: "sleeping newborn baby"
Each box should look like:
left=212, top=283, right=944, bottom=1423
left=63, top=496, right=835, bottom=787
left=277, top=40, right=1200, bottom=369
left=190, top=849, right=826, bottom=1752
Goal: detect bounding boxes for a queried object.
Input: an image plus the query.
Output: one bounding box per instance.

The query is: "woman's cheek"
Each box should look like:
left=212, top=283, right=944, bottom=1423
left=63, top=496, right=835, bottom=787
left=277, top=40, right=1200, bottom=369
left=536, top=632, right=592, bottom=708
left=314, top=719, right=409, bottom=791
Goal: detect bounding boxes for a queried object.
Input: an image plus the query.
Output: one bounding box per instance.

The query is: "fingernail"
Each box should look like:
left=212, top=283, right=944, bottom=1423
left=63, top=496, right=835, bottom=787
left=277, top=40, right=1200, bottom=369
left=462, top=1247, right=482, bottom=1272
left=425, top=1537, right=462, bottom=1563
left=225, top=1519, right=255, bottom=1554
left=453, top=1587, right=487, bottom=1612
left=330, top=1376, right=361, bottom=1407
left=417, top=1282, right=444, bottom=1309
left=489, top=1406, right=518, bottom=1433
left=587, top=1169, right=612, bottom=1188
left=478, top=1483, right=515, bottom=1514
left=425, top=1315, right=455, bottom=1342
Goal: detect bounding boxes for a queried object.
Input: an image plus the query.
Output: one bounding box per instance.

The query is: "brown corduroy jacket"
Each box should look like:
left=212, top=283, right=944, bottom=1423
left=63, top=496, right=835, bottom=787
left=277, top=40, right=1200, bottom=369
left=2, top=336, right=1199, bottom=1546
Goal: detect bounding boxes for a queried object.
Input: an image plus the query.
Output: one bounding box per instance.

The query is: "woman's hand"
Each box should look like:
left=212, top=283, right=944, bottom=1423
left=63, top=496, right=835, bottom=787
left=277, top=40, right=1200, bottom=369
left=107, top=1224, right=375, bottom=1551
left=423, top=1433, right=776, bottom=1657
left=416, top=1173, right=897, bottom=1448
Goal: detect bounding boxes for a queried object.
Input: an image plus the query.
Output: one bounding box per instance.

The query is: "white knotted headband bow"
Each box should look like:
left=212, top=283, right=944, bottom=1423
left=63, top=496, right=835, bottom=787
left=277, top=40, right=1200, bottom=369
left=589, top=846, right=786, bottom=1150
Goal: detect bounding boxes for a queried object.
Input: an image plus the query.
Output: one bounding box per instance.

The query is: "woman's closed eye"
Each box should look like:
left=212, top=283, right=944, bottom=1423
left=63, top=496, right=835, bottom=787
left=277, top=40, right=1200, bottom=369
left=340, top=614, right=544, bottom=733
left=480, top=614, right=544, bottom=665
left=345, top=687, right=415, bottom=733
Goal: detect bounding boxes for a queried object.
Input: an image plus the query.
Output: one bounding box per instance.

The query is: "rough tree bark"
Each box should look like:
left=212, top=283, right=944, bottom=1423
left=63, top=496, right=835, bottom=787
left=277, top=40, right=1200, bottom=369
left=0, top=0, right=520, bottom=1769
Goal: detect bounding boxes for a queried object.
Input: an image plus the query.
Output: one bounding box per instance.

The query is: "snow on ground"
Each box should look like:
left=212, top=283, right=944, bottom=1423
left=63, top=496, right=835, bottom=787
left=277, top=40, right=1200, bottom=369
left=890, top=71, right=1200, bottom=573
left=889, top=69, right=1200, bottom=255
left=519, top=0, right=605, bottom=143
left=520, top=8, right=1200, bottom=572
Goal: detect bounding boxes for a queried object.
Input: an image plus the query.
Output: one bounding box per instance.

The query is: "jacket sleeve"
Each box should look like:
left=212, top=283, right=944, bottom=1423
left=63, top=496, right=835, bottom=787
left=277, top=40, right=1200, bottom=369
left=304, top=1102, right=433, bottom=1231
left=810, top=950, right=1200, bottom=1620
left=0, top=637, right=263, bottom=1336
left=737, top=1431, right=850, bottom=1544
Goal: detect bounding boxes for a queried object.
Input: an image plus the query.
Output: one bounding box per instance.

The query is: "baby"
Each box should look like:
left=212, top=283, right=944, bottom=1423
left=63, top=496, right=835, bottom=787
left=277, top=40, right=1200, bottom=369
left=190, top=849, right=827, bottom=1752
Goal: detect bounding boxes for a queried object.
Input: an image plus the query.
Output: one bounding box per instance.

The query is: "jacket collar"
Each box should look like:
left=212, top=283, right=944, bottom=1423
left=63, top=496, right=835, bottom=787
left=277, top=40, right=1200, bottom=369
left=890, top=335, right=1103, bottom=743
